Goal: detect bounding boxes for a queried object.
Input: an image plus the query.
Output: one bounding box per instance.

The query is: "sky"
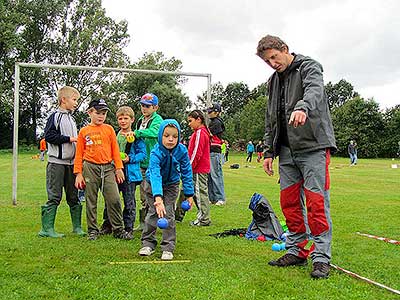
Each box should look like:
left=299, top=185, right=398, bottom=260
left=102, top=0, right=400, bottom=109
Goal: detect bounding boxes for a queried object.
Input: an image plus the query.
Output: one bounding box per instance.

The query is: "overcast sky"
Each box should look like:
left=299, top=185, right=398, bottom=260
left=102, top=0, right=400, bottom=109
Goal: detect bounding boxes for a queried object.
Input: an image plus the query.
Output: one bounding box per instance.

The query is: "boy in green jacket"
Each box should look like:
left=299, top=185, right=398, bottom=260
left=133, top=93, right=163, bottom=231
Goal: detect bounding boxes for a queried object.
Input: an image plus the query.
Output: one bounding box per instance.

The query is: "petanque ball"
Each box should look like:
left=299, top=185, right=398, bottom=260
left=157, top=218, right=169, bottom=229
left=257, top=235, right=266, bottom=242
left=272, top=243, right=281, bottom=251
left=181, top=200, right=191, bottom=211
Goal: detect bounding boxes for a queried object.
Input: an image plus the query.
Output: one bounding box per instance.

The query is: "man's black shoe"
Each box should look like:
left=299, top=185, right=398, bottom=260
left=311, top=262, right=330, bottom=279
left=268, top=253, right=307, bottom=267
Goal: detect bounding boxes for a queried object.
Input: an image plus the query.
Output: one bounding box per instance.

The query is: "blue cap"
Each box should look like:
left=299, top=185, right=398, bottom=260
left=140, top=93, right=159, bottom=106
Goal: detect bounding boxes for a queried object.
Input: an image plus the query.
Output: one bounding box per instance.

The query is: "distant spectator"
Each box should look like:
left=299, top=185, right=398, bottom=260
left=39, top=137, right=47, bottom=161
left=221, top=140, right=227, bottom=164
left=246, top=141, right=255, bottom=162
left=256, top=140, right=264, bottom=162
left=348, top=140, right=357, bottom=166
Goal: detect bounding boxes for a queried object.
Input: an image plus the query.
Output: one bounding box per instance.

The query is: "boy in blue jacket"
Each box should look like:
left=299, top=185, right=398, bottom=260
left=139, top=119, right=194, bottom=260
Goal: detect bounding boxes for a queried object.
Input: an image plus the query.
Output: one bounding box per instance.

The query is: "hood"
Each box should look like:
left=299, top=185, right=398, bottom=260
left=157, top=119, right=181, bottom=151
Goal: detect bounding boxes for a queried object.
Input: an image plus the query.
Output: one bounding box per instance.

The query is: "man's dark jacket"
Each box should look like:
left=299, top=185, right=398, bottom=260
left=264, top=54, right=337, bottom=158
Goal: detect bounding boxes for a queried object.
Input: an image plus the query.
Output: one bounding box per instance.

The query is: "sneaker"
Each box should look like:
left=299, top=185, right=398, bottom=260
left=88, top=231, right=98, bottom=241
left=311, top=262, right=330, bottom=279
left=190, top=220, right=211, bottom=226
left=113, top=229, right=133, bottom=240
left=138, top=246, right=155, bottom=256
left=268, top=253, right=307, bottom=267
left=161, top=251, right=174, bottom=260
left=215, top=201, right=225, bottom=206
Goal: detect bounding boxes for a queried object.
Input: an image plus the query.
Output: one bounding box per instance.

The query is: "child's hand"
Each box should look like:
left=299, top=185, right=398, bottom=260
left=122, top=155, right=130, bottom=163
left=187, top=196, right=194, bottom=210
left=154, top=196, right=166, bottom=218
left=75, top=173, right=86, bottom=189
left=115, top=169, right=125, bottom=184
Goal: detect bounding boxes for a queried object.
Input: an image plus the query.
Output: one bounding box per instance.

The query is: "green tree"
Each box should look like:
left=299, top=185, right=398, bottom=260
left=325, top=79, right=359, bottom=111
left=332, top=96, right=385, bottom=158
left=121, top=52, right=190, bottom=126
left=196, top=81, right=224, bottom=109
left=382, top=105, right=400, bottom=157
left=222, top=82, right=250, bottom=116
left=0, top=0, right=27, bottom=148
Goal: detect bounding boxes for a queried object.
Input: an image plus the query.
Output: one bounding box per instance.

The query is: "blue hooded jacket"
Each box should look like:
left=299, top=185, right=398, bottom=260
left=146, top=119, right=194, bottom=198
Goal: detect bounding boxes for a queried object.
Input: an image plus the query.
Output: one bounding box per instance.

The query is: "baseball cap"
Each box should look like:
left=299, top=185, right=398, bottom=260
left=207, top=103, right=221, bottom=113
left=88, top=99, right=109, bottom=111
left=140, top=93, right=159, bottom=106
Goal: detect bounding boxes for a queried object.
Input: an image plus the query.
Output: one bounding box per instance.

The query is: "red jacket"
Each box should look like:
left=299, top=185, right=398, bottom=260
left=188, top=126, right=210, bottom=174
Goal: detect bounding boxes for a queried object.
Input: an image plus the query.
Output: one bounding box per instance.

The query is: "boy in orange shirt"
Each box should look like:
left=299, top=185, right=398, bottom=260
left=74, top=99, right=131, bottom=240
left=39, top=137, right=47, bottom=161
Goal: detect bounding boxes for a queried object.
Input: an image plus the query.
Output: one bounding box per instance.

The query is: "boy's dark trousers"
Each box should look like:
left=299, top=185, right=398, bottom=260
left=102, top=180, right=137, bottom=232
left=83, top=161, right=124, bottom=234
left=141, top=182, right=179, bottom=253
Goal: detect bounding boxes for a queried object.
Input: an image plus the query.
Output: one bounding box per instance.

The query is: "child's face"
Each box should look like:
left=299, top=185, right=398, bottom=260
left=140, top=104, right=158, bottom=118
left=61, top=94, right=79, bottom=111
left=187, top=116, right=202, bottom=131
left=208, top=111, right=218, bottom=118
left=162, top=126, right=179, bottom=150
left=88, top=109, right=107, bottom=126
left=117, top=114, right=134, bottom=131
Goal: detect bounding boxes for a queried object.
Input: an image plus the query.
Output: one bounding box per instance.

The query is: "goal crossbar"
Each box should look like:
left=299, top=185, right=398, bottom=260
left=12, top=62, right=212, bottom=205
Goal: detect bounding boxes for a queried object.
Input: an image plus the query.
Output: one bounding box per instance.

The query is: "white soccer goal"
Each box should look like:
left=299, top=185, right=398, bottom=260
left=12, top=62, right=212, bottom=205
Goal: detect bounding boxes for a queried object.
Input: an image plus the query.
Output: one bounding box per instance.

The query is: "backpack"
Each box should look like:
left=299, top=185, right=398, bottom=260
left=230, top=163, right=240, bottom=169
left=245, top=193, right=284, bottom=241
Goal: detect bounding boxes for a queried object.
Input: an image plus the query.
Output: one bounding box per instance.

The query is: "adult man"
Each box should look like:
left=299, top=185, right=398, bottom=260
left=348, top=140, right=357, bottom=166
left=207, top=103, right=226, bottom=206
left=257, top=35, right=336, bottom=279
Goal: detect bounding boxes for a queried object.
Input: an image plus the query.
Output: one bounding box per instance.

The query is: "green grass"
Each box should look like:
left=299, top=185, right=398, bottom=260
left=0, top=151, right=399, bottom=299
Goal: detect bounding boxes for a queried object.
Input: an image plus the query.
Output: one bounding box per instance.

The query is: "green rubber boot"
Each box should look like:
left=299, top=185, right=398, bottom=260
left=38, top=205, right=65, bottom=238
left=70, top=204, right=86, bottom=236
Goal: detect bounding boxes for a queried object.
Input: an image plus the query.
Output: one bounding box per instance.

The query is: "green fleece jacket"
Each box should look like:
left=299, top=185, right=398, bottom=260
left=134, top=112, right=163, bottom=168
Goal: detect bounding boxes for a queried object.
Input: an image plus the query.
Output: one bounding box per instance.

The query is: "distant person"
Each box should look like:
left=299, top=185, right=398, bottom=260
left=246, top=141, right=255, bottom=162
left=207, top=103, right=226, bottom=206
left=256, top=140, right=264, bottom=162
left=257, top=34, right=336, bottom=279
left=187, top=110, right=211, bottom=226
left=221, top=140, right=227, bottom=165
left=348, top=140, right=357, bottom=166
left=74, top=99, right=132, bottom=241
left=100, top=106, right=146, bottom=236
left=133, top=93, right=163, bottom=231
left=224, top=140, right=230, bottom=162
left=38, top=86, right=85, bottom=238
left=139, top=119, right=194, bottom=260
left=39, top=137, right=47, bottom=161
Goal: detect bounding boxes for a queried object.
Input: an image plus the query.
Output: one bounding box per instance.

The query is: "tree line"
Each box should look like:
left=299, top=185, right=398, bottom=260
left=1, top=0, right=399, bottom=158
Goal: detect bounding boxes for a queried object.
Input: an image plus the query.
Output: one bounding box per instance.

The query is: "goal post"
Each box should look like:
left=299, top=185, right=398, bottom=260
left=12, top=62, right=212, bottom=205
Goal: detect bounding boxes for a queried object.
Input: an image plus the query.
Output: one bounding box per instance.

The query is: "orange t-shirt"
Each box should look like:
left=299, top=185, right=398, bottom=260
left=74, top=124, right=123, bottom=174
left=39, top=138, right=46, bottom=151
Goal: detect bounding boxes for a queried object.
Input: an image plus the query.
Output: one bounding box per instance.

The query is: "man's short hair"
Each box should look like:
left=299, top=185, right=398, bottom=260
left=116, top=106, right=134, bottom=119
left=256, top=35, right=289, bottom=58
left=57, top=86, right=80, bottom=104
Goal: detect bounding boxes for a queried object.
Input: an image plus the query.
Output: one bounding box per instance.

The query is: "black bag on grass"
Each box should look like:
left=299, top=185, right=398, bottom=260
left=245, top=193, right=284, bottom=240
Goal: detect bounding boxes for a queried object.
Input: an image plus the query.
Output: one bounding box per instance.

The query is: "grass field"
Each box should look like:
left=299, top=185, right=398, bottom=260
left=0, top=151, right=399, bottom=300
